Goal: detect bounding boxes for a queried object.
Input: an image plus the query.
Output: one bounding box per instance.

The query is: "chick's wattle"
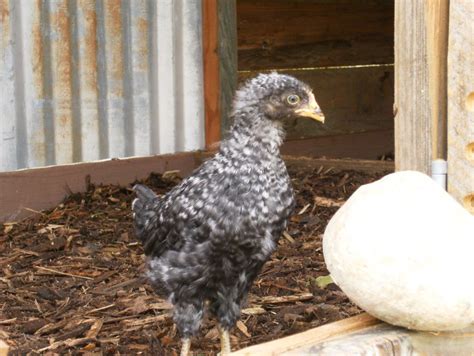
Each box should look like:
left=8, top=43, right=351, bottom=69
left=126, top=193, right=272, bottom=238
left=132, top=73, right=324, bottom=355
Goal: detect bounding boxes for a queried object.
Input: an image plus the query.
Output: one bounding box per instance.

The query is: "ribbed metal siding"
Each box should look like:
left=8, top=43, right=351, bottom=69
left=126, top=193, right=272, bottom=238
left=0, top=0, right=205, bottom=172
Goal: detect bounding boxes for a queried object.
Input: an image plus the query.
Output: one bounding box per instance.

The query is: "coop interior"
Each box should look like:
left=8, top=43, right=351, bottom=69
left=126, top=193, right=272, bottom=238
left=235, top=1, right=394, bottom=160
left=1, top=1, right=473, bottom=355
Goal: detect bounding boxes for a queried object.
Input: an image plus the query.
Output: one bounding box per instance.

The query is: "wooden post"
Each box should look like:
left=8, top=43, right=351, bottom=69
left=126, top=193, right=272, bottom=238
left=395, top=0, right=430, bottom=174
left=202, top=0, right=237, bottom=148
left=203, top=0, right=221, bottom=147
left=394, top=0, right=449, bottom=173
left=447, top=1, right=474, bottom=213
left=426, top=0, right=449, bottom=160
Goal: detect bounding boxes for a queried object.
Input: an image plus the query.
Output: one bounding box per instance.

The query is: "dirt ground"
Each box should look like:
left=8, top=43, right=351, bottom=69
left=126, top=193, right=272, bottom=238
left=0, top=164, right=388, bottom=355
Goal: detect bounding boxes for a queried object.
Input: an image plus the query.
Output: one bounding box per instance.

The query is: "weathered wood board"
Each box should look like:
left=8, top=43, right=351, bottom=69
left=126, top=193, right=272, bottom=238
left=394, top=0, right=450, bottom=174
left=232, top=313, right=382, bottom=356
left=232, top=313, right=474, bottom=356
left=287, top=324, right=474, bottom=356
left=282, top=156, right=394, bottom=173
left=447, top=1, right=474, bottom=213
left=239, top=65, right=394, bottom=141
left=0, top=152, right=199, bottom=223
left=427, top=0, right=449, bottom=160
left=0, top=154, right=391, bottom=224
left=394, top=0, right=431, bottom=174
left=237, top=0, right=394, bottom=70
left=281, top=130, right=394, bottom=160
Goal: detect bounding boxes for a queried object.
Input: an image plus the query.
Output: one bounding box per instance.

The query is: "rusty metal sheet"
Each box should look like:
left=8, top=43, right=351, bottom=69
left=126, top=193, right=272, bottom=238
left=0, top=0, right=204, bottom=172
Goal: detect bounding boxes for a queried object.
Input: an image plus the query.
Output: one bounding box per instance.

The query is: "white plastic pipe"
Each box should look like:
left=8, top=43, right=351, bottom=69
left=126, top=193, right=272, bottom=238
left=431, top=159, right=448, bottom=190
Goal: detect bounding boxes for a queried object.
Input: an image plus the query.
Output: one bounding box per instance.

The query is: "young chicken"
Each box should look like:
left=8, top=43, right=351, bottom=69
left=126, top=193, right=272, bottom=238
left=132, top=73, right=324, bottom=355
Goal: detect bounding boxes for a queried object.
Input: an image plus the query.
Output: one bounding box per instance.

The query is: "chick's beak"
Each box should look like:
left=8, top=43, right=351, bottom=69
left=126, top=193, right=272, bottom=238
left=295, top=93, right=325, bottom=123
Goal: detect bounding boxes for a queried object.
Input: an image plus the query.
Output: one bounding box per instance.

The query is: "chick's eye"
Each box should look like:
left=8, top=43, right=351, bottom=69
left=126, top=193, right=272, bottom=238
left=287, top=94, right=300, bottom=105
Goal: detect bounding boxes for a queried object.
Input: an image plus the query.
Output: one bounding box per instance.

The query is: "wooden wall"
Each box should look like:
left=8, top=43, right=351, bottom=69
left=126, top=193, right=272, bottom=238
left=447, top=1, right=474, bottom=212
left=236, top=0, right=395, bottom=159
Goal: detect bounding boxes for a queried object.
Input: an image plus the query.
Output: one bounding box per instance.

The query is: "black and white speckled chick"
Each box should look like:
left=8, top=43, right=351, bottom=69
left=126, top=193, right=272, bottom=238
left=132, top=73, right=324, bottom=355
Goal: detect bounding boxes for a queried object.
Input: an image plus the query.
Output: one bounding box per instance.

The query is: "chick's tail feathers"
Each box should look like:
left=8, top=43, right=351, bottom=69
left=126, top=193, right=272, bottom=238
left=133, top=184, right=157, bottom=208
left=132, top=184, right=159, bottom=243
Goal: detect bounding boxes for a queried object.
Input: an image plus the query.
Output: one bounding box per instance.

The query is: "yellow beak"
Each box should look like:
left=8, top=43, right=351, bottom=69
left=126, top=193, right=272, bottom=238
left=295, top=93, right=325, bottom=123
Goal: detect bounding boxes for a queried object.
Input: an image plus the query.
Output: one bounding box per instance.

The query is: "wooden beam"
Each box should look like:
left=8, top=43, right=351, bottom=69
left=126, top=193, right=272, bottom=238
left=203, top=0, right=221, bottom=147
left=203, top=129, right=394, bottom=160
left=283, top=156, right=394, bottom=174
left=237, top=0, right=394, bottom=70
left=426, top=0, right=449, bottom=160
left=0, top=152, right=200, bottom=223
left=395, top=0, right=450, bottom=173
left=231, top=313, right=382, bottom=355
left=232, top=313, right=474, bottom=355
left=240, top=65, right=394, bottom=142
left=202, top=0, right=237, bottom=146
left=281, top=130, right=394, bottom=160
left=394, top=0, right=431, bottom=174
left=447, top=1, right=474, bottom=213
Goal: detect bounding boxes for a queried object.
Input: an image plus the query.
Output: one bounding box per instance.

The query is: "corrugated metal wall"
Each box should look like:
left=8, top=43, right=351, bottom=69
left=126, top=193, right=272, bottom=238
left=0, top=0, right=205, bottom=172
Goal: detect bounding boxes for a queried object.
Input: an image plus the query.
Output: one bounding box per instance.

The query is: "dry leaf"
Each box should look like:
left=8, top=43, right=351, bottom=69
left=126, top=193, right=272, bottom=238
left=236, top=320, right=251, bottom=338
left=204, top=327, right=219, bottom=340
left=3, top=225, right=13, bottom=234
left=131, top=296, right=151, bottom=314
left=314, top=196, right=345, bottom=208
left=160, top=335, right=174, bottom=346
left=241, top=306, right=266, bottom=315
left=282, top=231, right=295, bottom=243
left=85, top=319, right=103, bottom=339
left=82, top=343, right=96, bottom=351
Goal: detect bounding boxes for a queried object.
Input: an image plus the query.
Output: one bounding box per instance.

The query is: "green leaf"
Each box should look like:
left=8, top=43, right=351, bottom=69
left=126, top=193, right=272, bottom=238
left=314, top=275, right=334, bottom=289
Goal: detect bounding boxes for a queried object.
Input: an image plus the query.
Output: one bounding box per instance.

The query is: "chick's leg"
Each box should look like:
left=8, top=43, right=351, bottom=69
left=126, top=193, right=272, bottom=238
left=174, top=298, right=204, bottom=356
left=218, top=324, right=231, bottom=355
left=180, top=338, right=191, bottom=356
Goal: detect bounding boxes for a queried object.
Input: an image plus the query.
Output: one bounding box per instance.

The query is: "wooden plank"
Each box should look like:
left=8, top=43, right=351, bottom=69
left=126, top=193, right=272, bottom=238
left=198, top=153, right=394, bottom=173
left=0, top=150, right=391, bottom=224
left=394, top=0, right=431, bottom=174
left=231, top=313, right=382, bottom=355
left=233, top=314, right=474, bottom=355
left=237, top=0, right=394, bottom=70
left=281, top=130, right=394, bottom=160
left=202, top=0, right=221, bottom=147
left=284, top=324, right=411, bottom=355
left=203, top=129, right=394, bottom=160
left=0, top=152, right=200, bottom=223
left=283, top=156, right=394, bottom=174
left=447, top=1, right=474, bottom=213
left=283, top=323, right=474, bottom=355
left=240, top=65, right=394, bottom=141
left=426, top=0, right=449, bottom=160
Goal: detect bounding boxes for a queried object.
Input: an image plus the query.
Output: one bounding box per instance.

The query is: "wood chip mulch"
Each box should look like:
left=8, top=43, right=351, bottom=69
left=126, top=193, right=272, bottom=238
left=0, top=165, right=388, bottom=355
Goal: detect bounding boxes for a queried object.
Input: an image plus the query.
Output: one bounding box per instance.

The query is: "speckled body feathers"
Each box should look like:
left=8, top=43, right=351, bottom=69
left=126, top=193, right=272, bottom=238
left=132, top=74, right=313, bottom=337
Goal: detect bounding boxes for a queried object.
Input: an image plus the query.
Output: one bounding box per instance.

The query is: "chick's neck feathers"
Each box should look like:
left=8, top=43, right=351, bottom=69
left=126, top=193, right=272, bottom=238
left=220, top=107, right=285, bottom=158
